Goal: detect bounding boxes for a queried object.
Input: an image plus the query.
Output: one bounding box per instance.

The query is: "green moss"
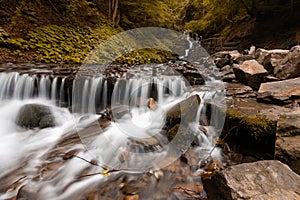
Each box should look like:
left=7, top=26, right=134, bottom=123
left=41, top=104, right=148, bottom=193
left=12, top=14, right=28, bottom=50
left=116, top=48, right=177, bottom=65
left=223, top=109, right=277, bottom=159
left=23, top=24, right=121, bottom=63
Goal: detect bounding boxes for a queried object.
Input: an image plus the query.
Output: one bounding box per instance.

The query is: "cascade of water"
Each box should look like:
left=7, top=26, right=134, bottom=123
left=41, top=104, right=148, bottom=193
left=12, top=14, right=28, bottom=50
left=51, top=77, right=58, bottom=101
left=13, top=74, right=35, bottom=99
left=38, top=75, right=51, bottom=99
left=0, top=72, right=73, bottom=107
left=59, top=78, right=66, bottom=107
left=112, top=76, right=187, bottom=107
left=179, top=34, right=193, bottom=59
left=0, top=72, right=36, bottom=100
left=72, top=76, right=107, bottom=113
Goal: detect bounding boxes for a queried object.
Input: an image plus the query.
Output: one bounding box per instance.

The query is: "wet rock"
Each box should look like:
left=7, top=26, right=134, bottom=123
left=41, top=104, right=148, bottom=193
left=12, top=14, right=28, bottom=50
left=17, top=185, right=38, bottom=200
left=203, top=160, right=300, bottom=200
left=15, top=104, right=55, bottom=129
left=276, top=136, right=300, bottom=175
left=257, top=77, right=300, bottom=105
left=274, top=45, right=300, bottom=80
left=147, top=98, right=157, bottom=110
left=183, top=70, right=205, bottom=85
left=233, top=60, right=268, bottom=90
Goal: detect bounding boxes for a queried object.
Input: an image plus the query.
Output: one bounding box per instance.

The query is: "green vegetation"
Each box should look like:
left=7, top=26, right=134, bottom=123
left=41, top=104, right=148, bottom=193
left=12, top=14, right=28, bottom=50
left=222, top=109, right=277, bottom=159
left=0, top=0, right=298, bottom=63
left=116, top=49, right=177, bottom=65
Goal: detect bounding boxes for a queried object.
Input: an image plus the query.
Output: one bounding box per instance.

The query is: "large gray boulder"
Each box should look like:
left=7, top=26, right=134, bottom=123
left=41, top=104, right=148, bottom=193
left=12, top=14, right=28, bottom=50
left=257, top=77, right=300, bottom=105
left=274, top=46, right=300, bottom=80
left=16, top=104, right=55, bottom=129
left=233, top=60, right=268, bottom=90
left=204, top=160, right=300, bottom=200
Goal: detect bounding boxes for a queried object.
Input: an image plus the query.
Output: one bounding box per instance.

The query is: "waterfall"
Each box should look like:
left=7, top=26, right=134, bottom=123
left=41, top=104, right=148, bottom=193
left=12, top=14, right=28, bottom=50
left=0, top=72, right=72, bottom=108
left=72, top=75, right=107, bottom=113
left=51, top=77, right=58, bottom=101
left=0, top=32, right=226, bottom=199
left=112, top=76, right=186, bottom=107
left=38, top=75, right=51, bottom=99
left=0, top=72, right=36, bottom=100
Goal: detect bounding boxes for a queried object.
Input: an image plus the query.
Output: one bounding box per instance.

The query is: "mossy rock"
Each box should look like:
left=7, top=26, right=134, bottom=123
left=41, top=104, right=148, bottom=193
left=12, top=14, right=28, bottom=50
left=15, top=104, right=55, bottom=129
left=221, top=109, right=277, bottom=159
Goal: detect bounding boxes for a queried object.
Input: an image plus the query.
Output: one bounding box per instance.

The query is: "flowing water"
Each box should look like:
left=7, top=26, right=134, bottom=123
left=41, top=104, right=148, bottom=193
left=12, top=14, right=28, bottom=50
left=0, top=35, right=225, bottom=199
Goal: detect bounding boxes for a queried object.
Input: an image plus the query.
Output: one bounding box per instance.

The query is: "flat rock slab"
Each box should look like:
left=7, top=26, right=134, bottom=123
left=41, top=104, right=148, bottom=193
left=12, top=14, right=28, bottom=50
left=225, top=82, right=254, bottom=98
left=257, top=77, right=300, bottom=105
left=204, top=160, right=300, bottom=200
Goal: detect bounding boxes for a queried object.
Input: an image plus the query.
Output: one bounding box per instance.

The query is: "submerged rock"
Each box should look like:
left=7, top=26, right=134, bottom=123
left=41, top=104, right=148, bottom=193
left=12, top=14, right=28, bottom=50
left=15, top=104, right=55, bottom=129
left=204, top=160, right=300, bottom=200
left=233, top=60, right=268, bottom=90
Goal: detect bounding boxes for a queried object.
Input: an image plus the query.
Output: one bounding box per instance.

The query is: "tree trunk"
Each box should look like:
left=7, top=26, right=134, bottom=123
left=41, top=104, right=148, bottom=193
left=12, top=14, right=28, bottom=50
left=112, top=0, right=119, bottom=24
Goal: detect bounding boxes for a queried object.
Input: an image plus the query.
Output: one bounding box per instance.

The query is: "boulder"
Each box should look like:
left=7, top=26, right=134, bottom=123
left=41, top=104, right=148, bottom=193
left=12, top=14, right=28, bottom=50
left=276, top=136, right=300, bottom=175
left=204, top=160, right=300, bottom=200
left=15, top=104, right=55, bottom=129
left=233, top=60, right=268, bottom=90
left=215, top=54, right=232, bottom=68
left=255, top=48, right=289, bottom=74
left=257, top=77, right=300, bottom=105
left=276, top=107, right=300, bottom=137
left=274, top=45, right=300, bottom=80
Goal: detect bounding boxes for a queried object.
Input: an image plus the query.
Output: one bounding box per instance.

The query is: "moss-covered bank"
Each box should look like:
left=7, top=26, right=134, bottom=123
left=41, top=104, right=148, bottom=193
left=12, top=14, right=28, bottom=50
left=221, top=109, right=277, bottom=159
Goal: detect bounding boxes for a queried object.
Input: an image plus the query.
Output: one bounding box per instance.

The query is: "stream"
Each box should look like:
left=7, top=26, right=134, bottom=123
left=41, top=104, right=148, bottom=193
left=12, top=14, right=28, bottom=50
left=0, top=34, right=226, bottom=199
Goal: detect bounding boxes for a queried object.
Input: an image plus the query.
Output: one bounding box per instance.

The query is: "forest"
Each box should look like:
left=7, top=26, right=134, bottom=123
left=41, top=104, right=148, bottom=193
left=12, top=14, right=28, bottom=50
left=0, top=0, right=299, bottom=63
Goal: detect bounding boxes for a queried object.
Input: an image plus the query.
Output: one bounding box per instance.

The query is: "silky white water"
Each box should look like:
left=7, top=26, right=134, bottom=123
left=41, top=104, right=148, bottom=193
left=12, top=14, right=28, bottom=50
left=0, top=74, right=223, bottom=199
left=0, top=33, right=225, bottom=199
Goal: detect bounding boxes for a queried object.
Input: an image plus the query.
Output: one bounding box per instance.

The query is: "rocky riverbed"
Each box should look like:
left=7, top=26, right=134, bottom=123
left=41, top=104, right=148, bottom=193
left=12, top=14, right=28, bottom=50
left=0, top=46, right=300, bottom=200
